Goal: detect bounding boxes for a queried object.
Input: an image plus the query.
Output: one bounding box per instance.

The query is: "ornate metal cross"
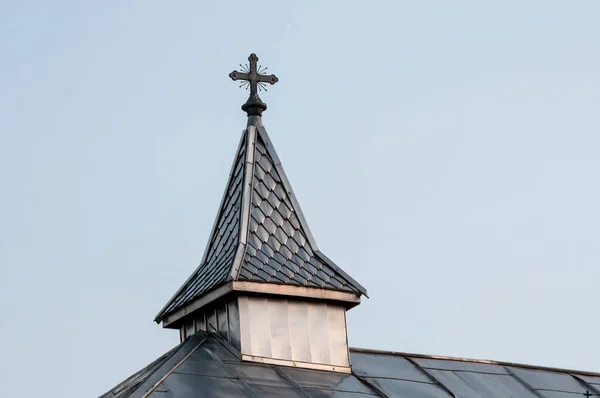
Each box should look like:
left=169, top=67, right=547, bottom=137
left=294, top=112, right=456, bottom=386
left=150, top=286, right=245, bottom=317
left=229, top=53, right=278, bottom=116
left=584, top=391, right=593, bottom=398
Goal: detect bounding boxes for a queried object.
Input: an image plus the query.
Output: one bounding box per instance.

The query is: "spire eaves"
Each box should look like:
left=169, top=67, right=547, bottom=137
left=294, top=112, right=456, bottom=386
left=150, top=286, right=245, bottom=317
left=155, top=122, right=368, bottom=325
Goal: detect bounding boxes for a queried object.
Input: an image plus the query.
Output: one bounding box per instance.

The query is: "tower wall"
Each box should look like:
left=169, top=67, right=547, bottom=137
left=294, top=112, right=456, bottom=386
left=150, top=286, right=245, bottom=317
left=179, top=295, right=351, bottom=373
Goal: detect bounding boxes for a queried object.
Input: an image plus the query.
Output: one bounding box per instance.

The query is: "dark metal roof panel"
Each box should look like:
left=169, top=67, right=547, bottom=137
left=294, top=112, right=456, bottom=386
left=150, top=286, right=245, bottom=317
left=430, top=368, right=540, bottom=398
left=98, top=342, right=183, bottom=398
left=412, top=357, right=508, bottom=374
left=279, top=367, right=376, bottom=396
left=350, top=350, right=452, bottom=398
left=159, top=373, right=249, bottom=397
left=351, top=351, right=433, bottom=382
left=361, top=378, right=452, bottom=398
left=101, top=334, right=600, bottom=398
left=577, top=374, right=600, bottom=387
left=508, top=366, right=593, bottom=396
left=229, top=363, right=305, bottom=397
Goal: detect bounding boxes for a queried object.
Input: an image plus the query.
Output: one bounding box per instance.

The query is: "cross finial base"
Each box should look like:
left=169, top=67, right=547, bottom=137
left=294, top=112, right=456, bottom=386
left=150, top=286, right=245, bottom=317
left=241, top=94, right=267, bottom=116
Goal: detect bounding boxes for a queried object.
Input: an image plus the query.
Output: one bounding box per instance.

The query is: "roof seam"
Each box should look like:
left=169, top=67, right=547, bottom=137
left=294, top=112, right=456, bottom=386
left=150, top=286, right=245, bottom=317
left=271, top=366, right=313, bottom=398
left=503, top=366, right=547, bottom=398
left=536, top=387, right=599, bottom=393
left=351, top=373, right=391, bottom=398
left=170, top=370, right=235, bottom=379
left=571, top=374, right=600, bottom=396
left=99, top=347, right=178, bottom=398
left=405, top=357, right=457, bottom=398
left=209, top=330, right=243, bottom=360
left=200, top=333, right=264, bottom=398
left=418, top=368, right=508, bottom=376
left=300, top=386, right=379, bottom=396
left=139, top=337, right=208, bottom=398
left=351, top=375, right=436, bottom=384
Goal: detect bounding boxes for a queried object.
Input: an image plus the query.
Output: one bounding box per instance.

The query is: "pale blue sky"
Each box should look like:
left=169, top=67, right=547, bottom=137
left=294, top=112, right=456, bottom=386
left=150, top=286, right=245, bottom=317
left=1, top=1, right=599, bottom=397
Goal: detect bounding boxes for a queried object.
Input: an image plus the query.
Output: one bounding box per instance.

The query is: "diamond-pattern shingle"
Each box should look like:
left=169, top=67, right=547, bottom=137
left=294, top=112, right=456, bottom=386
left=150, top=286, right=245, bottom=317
left=156, top=141, right=246, bottom=319
left=236, top=133, right=359, bottom=292
left=155, top=126, right=366, bottom=323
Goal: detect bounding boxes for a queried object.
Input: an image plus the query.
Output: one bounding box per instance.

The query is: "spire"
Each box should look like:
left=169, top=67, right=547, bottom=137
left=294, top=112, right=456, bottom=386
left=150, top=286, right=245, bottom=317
left=155, top=53, right=366, bottom=328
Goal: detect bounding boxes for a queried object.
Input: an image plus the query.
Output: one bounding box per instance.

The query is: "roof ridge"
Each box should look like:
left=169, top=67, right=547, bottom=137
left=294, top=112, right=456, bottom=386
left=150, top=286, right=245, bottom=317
left=98, top=346, right=179, bottom=398
left=131, top=334, right=209, bottom=398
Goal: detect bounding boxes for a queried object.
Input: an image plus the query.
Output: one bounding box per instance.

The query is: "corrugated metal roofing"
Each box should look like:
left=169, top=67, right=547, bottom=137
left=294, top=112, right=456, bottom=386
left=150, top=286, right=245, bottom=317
left=99, top=332, right=600, bottom=398
left=155, top=126, right=367, bottom=323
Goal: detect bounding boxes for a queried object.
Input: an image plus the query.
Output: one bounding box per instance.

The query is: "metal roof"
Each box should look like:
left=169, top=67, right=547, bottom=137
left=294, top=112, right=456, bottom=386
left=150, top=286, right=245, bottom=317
left=99, top=332, right=600, bottom=398
left=155, top=125, right=367, bottom=323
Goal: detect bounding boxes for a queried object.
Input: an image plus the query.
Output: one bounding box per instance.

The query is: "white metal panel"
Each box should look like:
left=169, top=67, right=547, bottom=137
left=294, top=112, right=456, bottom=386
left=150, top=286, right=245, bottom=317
left=239, top=296, right=350, bottom=370
left=308, top=303, right=330, bottom=365
left=248, top=297, right=272, bottom=358
left=327, top=305, right=349, bottom=367
left=288, top=300, right=311, bottom=363
left=238, top=296, right=252, bottom=355
left=269, top=298, right=292, bottom=359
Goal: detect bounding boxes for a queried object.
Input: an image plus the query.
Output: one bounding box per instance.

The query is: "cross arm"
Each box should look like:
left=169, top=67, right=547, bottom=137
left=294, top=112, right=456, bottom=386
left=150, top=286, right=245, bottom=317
left=229, top=71, right=250, bottom=81
left=257, top=74, right=279, bottom=85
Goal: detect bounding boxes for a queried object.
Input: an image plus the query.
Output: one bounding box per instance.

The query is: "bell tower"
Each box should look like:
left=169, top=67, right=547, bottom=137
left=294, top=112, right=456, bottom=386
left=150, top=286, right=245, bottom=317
left=154, top=54, right=367, bottom=373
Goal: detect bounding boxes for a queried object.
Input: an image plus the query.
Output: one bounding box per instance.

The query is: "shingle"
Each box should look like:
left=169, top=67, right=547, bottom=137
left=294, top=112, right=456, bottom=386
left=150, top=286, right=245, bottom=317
left=154, top=141, right=246, bottom=321
left=156, top=126, right=367, bottom=323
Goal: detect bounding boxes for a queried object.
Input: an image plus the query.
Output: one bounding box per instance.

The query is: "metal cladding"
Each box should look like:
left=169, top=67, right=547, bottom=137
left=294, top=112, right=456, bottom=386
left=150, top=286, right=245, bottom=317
left=155, top=125, right=367, bottom=324
left=237, top=297, right=351, bottom=371
left=177, top=296, right=351, bottom=372
left=99, top=332, right=600, bottom=398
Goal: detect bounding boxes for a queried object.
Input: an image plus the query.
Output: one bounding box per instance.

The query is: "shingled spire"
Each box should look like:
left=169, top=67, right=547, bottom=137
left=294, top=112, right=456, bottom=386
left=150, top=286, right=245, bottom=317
left=155, top=54, right=366, bottom=372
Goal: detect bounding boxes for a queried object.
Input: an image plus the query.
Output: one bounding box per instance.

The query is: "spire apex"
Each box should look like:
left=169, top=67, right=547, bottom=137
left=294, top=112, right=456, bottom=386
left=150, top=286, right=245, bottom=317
left=229, top=53, right=278, bottom=118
